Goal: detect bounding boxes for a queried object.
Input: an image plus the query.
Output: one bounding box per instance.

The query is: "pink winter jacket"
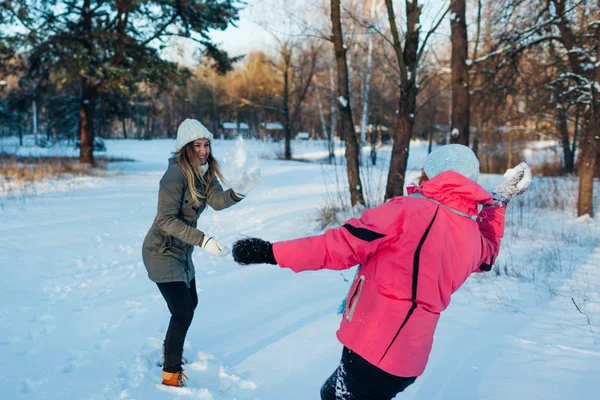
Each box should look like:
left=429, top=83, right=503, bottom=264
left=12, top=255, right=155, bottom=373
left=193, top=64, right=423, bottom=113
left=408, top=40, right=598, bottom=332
left=272, top=171, right=505, bottom=378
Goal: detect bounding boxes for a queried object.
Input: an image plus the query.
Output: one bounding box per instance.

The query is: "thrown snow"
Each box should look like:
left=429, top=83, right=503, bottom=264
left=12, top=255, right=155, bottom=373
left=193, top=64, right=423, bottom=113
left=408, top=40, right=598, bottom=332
left=219, top=136, right=261, bottom=190
left=493, top=162, right=533, bottom=201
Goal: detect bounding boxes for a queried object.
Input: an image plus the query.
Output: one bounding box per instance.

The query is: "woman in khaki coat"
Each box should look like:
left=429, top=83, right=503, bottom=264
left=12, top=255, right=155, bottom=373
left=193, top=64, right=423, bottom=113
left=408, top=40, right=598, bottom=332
left=142, top=118, right=259, bottom=387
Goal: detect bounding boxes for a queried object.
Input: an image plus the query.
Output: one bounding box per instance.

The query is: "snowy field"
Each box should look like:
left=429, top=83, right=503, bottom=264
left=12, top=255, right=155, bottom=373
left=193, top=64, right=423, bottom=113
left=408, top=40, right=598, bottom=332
left=1, top=137, right=599, bottom=400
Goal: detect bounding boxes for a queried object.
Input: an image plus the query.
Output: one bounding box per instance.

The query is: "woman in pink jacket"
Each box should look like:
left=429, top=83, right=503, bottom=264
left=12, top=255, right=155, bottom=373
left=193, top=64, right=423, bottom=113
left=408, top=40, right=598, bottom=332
left=232, top=144, right=531, bottom=400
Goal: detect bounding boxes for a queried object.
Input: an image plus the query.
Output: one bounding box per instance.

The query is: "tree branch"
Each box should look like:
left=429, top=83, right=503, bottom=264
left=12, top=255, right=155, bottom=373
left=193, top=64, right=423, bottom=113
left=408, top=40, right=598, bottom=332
left=471, top=0, right=483, bottom=65
left=417, top=3, right=451, bottom=63
left=384, top=0, right=406, bottom=81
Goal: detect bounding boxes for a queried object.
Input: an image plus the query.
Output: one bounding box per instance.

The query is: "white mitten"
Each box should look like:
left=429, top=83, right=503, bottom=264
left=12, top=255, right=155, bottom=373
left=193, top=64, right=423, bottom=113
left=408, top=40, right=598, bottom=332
left=200, top=235, right=230, bottom=257
left=233, top=168, right=261, bottom=198
left=492, top=162, right=532, bottom=204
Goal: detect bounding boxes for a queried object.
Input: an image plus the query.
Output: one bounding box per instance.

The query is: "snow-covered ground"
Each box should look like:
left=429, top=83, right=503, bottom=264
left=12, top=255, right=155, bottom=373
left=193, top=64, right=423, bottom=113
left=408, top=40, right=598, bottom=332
left=0, top=138, right=598, bottom=400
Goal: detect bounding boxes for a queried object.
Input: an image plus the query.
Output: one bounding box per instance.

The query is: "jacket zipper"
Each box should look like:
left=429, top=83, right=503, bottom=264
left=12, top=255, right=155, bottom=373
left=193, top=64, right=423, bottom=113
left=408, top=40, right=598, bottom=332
left=378, top=206, right=439, bottom=363
left=345, top=275, right=365, bottom=322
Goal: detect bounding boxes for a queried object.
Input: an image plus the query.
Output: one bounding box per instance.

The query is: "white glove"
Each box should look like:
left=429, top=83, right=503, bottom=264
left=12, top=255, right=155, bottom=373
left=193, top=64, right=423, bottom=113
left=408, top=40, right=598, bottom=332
left=232, top=168, right=261, bottom=198
left=492, top=162, right=532, bottom=204
left=200, top=235, right=230, bottom=257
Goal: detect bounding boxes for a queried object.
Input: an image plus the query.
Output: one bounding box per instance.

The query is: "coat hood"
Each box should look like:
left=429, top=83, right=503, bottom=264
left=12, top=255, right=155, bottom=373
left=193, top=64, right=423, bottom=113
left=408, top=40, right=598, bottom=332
left=407, top=171, right=492, bottom=216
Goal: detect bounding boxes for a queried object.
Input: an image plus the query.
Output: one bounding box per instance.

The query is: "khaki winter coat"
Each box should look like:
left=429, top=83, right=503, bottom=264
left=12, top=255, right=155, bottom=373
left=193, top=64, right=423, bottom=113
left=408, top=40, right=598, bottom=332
left=142, top=157, right=241, bottom=286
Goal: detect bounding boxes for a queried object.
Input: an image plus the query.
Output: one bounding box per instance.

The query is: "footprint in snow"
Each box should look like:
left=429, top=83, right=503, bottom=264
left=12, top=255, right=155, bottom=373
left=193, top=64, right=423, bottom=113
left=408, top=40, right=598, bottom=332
left=184, top=351, right=258, bottom=397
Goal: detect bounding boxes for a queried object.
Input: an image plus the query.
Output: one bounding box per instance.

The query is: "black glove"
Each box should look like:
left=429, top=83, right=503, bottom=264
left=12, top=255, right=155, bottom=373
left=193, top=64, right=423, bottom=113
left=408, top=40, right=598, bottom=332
left=232, top=238, right=277, bottom=265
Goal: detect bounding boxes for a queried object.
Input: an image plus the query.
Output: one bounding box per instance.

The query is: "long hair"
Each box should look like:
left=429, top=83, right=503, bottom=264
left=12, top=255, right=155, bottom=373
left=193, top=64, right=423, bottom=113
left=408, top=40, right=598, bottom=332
left=176, top=141, right=226, bottom=205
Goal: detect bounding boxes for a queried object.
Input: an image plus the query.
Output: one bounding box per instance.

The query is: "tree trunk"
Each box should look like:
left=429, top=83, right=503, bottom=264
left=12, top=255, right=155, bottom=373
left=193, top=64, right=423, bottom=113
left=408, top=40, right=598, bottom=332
left=577, top=115, right=598, bottom=216
left=450, top=0, right=470, bottom=146
left=79, top=77, right=98, bottom=164
left=428, top=126, right=434, bottom=154
left=317, top=90, right=328, bottom=140
left=122, top=118, right=128, bottom=139
left=359, top=0, right=376, bottom=145
left=331, top=0, right=365, bottom=207
left=577, top=20, right=600, bottom=216
left=329, top=67, right=337, bottom=164
left=485, top=120, right=494, bottom=173
left=283, top=49, right=292, bottom=160
left=473, top=114, right=482, bottom=157
left=577, top=3, right=600, bottom=217
left=571, top=106, right=580, bottom=169
left=360, top=33, right=374, bottom=145
left=507, top=129, right=514, bottom=170
left=385, top=103, right=413, bottom=199
left=557, top=105, right=574, bottom=174
left=32, top=100, right=38, bottom=146
left=346, top=0, right=357, bottom=103
left=283, top=112, right=292, bottom=160
left=79, top=0, right=96, bottom=164
left=383, top=0, right=421, bottom=199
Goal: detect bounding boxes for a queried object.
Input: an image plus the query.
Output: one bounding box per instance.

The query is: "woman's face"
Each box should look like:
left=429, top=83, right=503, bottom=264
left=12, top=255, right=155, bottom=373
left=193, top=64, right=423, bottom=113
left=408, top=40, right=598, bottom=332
left=192, top=139, right=211, bottom=165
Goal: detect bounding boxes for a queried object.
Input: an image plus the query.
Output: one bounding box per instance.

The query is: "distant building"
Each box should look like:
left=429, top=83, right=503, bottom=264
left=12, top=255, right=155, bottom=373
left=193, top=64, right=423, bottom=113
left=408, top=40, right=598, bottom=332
left=354, top=124, right=390, bottom=143
left=220, top=122, right=249, bottom=138
left=260, top=122, right=284, bottom=140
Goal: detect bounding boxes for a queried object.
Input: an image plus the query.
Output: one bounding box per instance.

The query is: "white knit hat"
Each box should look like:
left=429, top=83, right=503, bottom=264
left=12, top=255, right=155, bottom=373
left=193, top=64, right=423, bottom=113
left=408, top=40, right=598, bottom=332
left=175, top=119, right=214, bottom=152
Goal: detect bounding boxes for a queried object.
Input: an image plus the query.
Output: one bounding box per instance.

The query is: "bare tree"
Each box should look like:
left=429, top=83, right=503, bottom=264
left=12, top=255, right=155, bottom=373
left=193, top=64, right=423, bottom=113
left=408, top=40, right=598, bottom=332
left=276, top=40, right=320, bottom=159
left=578, top=0, right=600, bottom=216
left=450, top=0, right=470, bottom=145
left=359, top=0, right=376, bottom=145
left=470, top=0, right=598, bottom=216
left=383, top=0, right=450, bottom=199
left=331, top=0, right=366, bottom=206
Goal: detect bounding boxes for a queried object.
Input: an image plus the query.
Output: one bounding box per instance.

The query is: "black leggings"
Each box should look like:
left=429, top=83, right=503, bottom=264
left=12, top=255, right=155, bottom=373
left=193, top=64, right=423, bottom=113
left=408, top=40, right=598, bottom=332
left=321, top=348, right=417, bottom=400
left=156, top=279, right=198, bottom=373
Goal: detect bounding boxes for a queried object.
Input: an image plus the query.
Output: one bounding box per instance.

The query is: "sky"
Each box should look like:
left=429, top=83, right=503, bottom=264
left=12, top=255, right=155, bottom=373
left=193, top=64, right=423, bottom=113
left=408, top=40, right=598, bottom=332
left=165, top=1, right=281, bottom=66
left=203, top=0, right=452, bottom=61
left=209, top=1, right=276, bottom=57
left=0, top=0, right=452, bottom=69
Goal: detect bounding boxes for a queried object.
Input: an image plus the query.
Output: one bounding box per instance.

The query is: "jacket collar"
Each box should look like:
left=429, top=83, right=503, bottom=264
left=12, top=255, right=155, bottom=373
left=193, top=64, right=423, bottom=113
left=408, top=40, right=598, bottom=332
left=407, top=171, right=492, bottom=216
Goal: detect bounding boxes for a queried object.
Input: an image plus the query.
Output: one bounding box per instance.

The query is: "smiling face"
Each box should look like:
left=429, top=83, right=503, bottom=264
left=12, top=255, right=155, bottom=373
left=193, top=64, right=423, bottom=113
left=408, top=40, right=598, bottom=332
left=192, top=139, right=211, bottom=165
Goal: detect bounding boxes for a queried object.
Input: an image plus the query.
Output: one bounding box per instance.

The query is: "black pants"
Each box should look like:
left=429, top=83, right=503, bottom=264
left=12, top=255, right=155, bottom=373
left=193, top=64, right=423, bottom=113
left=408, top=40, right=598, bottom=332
left=156, top=279, right=198, bottom=373
left=321, top=348, right=416, bottom=400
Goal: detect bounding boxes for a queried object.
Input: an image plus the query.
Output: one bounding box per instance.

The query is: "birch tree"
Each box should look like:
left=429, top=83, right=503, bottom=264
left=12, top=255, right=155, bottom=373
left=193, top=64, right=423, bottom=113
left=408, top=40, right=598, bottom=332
left=359, top=0, right=377, bottom=145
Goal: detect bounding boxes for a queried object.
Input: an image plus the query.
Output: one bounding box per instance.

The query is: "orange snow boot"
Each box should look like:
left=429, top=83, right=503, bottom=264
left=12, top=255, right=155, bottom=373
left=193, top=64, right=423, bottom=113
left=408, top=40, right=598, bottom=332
left=161, top=370, right=188, bottom=387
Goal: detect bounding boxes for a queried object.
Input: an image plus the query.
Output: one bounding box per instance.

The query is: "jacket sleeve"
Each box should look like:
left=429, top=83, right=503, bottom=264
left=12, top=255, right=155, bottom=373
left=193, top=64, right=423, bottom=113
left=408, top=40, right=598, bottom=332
left=206, top=178, right=242, bottom=211
left=155, top=167, right=205, bottom=246
left=475, top=203, right=506, bottom=272
left=272, top=199, right=405, bottom=273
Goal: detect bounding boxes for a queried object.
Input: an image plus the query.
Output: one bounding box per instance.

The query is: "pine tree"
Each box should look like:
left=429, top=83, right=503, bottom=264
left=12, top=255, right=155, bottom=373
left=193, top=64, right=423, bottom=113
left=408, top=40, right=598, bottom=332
left=0, top=0, right=241, bottom=163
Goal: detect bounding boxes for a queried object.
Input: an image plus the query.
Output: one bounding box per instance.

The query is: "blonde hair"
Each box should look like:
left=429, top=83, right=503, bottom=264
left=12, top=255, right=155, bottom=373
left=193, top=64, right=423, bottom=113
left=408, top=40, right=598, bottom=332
left=176, top=141, right=226, bottom=205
